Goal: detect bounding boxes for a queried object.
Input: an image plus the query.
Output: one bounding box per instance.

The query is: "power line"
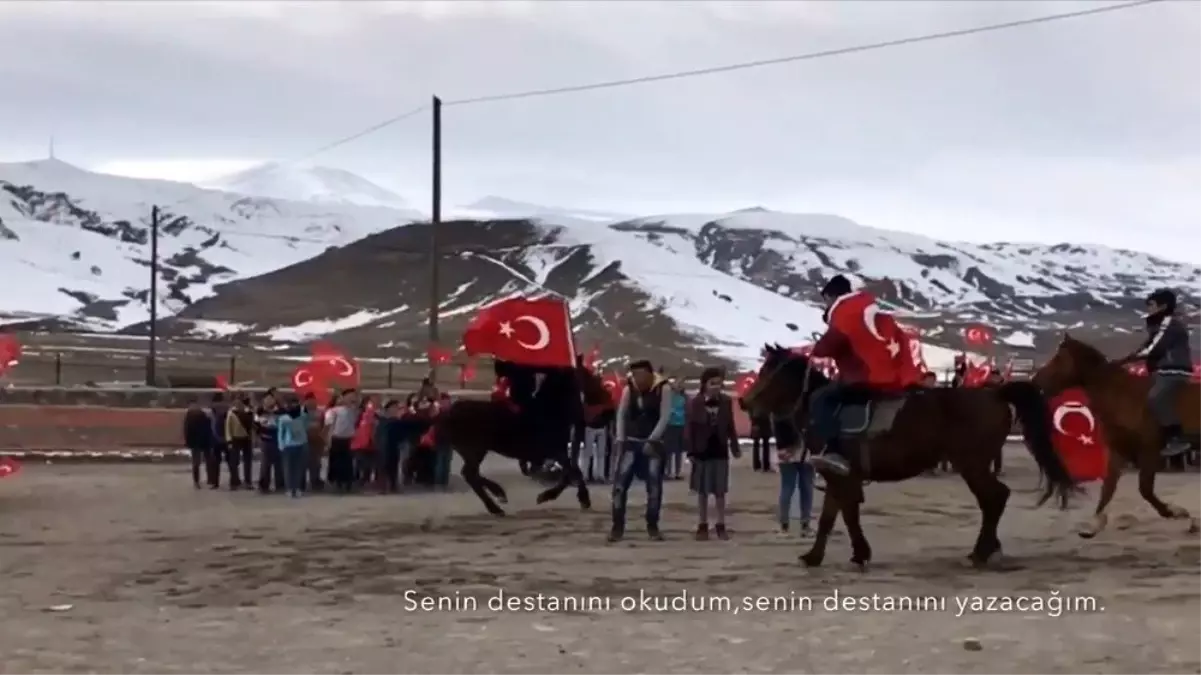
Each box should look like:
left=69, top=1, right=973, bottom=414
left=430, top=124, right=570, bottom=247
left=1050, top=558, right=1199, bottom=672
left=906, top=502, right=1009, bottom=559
left=443, top=0, right=1164, bottom=107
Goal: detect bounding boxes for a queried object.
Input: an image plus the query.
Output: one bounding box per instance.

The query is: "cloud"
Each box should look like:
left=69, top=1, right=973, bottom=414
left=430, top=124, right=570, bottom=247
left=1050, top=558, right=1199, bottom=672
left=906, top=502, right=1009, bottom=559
left=0, top=0, right=1197, bottom=259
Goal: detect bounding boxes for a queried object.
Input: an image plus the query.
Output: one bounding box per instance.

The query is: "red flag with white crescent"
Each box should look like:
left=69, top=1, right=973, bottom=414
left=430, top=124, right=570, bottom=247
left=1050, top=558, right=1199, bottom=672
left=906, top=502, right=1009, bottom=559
left=1048, top=388, right=1108, bottom=482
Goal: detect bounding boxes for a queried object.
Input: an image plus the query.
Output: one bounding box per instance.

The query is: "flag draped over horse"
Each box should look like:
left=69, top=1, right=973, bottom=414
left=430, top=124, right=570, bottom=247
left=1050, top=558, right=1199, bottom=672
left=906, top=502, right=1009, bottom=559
left=427, top=296, right=610, bottom=515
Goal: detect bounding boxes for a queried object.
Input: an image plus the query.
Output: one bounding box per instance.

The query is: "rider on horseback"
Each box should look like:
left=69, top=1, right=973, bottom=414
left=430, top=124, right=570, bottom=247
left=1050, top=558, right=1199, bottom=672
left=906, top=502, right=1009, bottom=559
left=807, top=274, right=918, bottom=476
left=1116, top=288, right=1194, bottom=457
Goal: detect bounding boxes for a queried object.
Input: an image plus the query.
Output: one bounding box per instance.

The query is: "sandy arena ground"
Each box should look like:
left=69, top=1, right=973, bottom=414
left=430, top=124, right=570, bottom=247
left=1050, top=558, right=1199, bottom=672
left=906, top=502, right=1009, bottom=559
left=0, top=446, right=1197, bottom=674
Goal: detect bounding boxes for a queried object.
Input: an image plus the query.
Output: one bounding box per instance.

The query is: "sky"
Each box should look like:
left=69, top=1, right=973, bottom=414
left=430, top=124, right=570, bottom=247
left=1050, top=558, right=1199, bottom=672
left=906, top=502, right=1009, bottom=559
left=0, top=0, right=1198, bottom=261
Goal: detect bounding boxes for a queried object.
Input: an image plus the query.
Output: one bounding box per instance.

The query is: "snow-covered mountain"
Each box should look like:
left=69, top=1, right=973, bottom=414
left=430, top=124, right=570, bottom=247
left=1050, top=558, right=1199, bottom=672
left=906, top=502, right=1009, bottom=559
left=0, top=159, right=421, bottom=329
left=205, top=163, right=412, bottom=210
left=452, top=196, right=633, bottom=223
left=2, top=160, right=1196, bottom=371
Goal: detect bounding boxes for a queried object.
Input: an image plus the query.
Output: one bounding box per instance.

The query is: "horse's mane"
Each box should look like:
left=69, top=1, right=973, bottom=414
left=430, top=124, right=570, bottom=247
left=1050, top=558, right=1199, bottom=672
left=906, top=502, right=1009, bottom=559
left=1062, top=335, right=1118, bottom=374
left=761, top=343, right=832, bottom=390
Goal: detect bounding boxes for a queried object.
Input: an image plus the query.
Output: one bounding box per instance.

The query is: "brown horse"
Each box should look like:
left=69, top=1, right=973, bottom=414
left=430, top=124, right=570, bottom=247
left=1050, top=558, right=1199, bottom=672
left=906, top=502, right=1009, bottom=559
left=1031, top=334, right=1200, bottom=537
left=430, top=362, right=612, bottom=516
left=740, top=344, right=1075, bottom=569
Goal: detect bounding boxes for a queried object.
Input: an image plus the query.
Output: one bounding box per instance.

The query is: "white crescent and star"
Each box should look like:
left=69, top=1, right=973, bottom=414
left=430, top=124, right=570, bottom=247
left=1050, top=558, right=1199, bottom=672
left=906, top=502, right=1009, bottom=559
left=1053, top=402, right=1097, bottom=442
left=861, top=302, right=901, bottom=357
left=500, top=315, right=551, bottom=351
left=293, top=368, right=314, bottom=387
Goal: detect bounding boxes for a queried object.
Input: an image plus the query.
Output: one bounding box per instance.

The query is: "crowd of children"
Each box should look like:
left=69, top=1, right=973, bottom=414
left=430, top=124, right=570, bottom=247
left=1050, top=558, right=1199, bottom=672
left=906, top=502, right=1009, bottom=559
left=182, top=381, right=454, bottom=497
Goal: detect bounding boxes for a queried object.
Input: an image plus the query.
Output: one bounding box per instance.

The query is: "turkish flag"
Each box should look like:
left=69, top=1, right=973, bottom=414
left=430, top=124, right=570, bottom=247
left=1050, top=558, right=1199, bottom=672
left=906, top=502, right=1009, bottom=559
left=821, top=290, right=907, bottom=389
left=1048, top=388, right=1108, bottom=482
left=311, top=342, right=359, bottom=386
left=734, top=372, right=756, bottom=397
left=215, top=374, right=229, bottom=391
left=963, top=324, right=994, bottom=346
left=0, top=333, right=21, bottom=376
left=462, top=297, right=575, bottom=368
left=427, top=344, right=453, bottom=366
left=0, top=456, right=21, bottom=479
left=291, top=362, right=329, bottom=400
left=962, top=360, right=991, bottom=387
left=601, top=372, right=624, bottom=403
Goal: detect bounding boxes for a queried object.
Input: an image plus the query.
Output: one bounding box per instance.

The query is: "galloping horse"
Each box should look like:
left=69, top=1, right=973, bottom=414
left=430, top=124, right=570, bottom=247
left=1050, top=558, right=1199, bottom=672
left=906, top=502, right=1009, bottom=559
left=1032, top=334, right=1200, bottom=537
left=429, top=360, right=611, bottom=516
left=741, top=344, right=1075, bottom=569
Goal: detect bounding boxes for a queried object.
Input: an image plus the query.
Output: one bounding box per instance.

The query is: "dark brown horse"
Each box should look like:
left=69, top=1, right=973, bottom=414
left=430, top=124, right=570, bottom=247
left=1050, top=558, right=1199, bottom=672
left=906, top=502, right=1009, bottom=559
left=1031, top=334, right=1200, bottom=537
left=740, top=344, right=1075, bottom=569
left=429, top=361, right=611, bottom=516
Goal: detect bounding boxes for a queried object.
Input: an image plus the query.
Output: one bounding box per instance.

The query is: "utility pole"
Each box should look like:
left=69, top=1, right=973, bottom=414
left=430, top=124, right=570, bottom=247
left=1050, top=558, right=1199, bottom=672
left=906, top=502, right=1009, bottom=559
left=428, top=95, right=442, bottom=382
left=146, top=205, right=160, bottom=386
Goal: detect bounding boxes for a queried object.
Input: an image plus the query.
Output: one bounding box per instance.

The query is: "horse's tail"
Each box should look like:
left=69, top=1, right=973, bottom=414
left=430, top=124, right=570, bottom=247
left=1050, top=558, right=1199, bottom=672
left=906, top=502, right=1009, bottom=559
left=997, top=381, right=1075, bottom=509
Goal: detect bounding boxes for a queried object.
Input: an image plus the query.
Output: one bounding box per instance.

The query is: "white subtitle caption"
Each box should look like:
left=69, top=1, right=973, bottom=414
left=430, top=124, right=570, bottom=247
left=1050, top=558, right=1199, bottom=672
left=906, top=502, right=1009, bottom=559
left=402, top=588, right=1102, bottom=618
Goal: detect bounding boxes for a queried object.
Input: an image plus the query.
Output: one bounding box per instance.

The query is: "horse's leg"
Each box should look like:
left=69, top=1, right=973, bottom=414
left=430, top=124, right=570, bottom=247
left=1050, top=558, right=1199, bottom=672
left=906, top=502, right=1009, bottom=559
left=837, top=479, right=872, bottom=571
left=799, top=480, right=842, bottom=568
left=573, top=463, right=592, bottom=510
left=1135, top=442, right=1197, bottom=533
left=959, top=466, right=1009, bottom=566
left=477, top=476, right=508, bottom=504
left=460, top=452, right=505, bottom=516
left=1079, top=448, right=1123, bottom=539
left=536, top=448, right=576, bottom=505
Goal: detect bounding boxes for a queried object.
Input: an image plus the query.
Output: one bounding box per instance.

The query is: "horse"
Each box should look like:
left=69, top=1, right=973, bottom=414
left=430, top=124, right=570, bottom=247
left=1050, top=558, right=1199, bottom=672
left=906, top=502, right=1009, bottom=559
left=740, top=344, right=1075, bottom=569
left=428, top=359, right=611, bottom=516
left=1031, top=334, right=1200, bottom=537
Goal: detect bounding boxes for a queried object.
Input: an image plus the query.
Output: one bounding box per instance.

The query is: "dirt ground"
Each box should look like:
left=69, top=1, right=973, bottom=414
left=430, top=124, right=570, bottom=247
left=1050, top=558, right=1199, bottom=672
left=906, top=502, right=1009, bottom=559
left=0, top=446, right=1197, bottom=674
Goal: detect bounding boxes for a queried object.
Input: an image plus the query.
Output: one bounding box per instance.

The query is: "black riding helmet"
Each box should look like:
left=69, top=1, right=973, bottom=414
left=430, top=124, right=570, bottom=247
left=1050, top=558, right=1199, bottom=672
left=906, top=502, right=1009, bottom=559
left=821, top=274, right=853, bottom=300
left=1146, top=288, right=1177, bottom=315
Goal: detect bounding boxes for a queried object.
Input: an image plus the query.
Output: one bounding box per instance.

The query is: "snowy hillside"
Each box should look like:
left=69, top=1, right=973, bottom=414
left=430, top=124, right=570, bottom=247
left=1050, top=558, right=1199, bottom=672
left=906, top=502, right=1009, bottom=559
left=3, top=161, right=1195, bottom=372
left=205, top=163, right=412, bottom=210
left=0, top=159, right=421, bottom=329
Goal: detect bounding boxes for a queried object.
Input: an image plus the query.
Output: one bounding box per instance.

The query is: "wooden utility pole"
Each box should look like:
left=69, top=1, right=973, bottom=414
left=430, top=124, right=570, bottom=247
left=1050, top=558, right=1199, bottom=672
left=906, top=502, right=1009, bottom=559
left=427, top=95, right=442, bottom=381
left=146, top=205, right=160, bottom=386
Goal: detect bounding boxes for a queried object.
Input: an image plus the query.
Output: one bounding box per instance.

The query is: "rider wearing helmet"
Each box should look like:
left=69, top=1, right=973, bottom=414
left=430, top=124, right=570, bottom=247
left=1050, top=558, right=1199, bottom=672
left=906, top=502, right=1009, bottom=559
left=1116, top=288, right=1194, bottom=456
left=806, top=274, right=919, bottom=476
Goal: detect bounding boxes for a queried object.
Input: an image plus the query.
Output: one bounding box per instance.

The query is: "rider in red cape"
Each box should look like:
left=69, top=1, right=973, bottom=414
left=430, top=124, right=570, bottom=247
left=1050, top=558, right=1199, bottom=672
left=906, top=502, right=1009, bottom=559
left=806, top=274, right=920, bottom=476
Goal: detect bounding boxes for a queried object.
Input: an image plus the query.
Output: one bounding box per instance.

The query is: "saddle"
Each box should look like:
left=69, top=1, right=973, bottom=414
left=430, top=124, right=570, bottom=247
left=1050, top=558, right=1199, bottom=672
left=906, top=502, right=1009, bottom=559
left=835, top=389, right=909, bottom=438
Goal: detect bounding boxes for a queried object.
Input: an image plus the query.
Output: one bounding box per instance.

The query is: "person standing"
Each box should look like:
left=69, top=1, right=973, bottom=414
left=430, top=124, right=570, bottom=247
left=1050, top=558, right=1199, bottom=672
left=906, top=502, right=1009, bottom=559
left=301, top=393, right=326, bottom=492
left=579, top=401, right=612, bottom=483
left=254, top=392, right=284, bottom=493
left=750, top=412, right=773, bottom=472
left=206, top=392, right=230, bottom=489
left=664, top=379, right=688, bottom=480
left=182, top=399, right=213, bottom=489
left=350, top=397, right=378, bottom=491
left=224, top=396, right=254, bottom=489
left=324, top=389, right=360, bottom=493
left=609, top=360, right=673, bottom=542
left=276, top=398, right=309, bottom=498
left=773, top=414, right=813, bottom=537
left=686, top=367, right=741, bottom=540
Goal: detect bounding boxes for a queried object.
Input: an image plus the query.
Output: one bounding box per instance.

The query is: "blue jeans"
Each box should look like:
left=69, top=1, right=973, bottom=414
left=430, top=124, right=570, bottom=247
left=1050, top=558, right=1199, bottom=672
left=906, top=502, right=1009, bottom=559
left=778, top=461, right=814, bottom=526
left=281, top=445, right=308, bottom=496
left=611, top=440, right=665, bottom=529
left=809, top=383, right=843, bottom=448
left=433, top=442, right=454, bottom=487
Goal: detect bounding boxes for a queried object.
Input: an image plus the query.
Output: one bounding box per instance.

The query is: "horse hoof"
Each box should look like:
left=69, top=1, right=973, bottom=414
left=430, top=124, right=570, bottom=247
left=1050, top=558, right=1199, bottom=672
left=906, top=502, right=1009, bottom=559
left=1077, top=529, right=1098, bottom=540
left=1188, top=517, right=1200, bottom=535
left=535, top=493, right=552, bottom=505
left=799, top=552, right=823, bottom=568
left=851, top=559, right=869, bottom=573
left=489, top=509, right=506, bottom=517
left=579, top=501, right=592, bottom=511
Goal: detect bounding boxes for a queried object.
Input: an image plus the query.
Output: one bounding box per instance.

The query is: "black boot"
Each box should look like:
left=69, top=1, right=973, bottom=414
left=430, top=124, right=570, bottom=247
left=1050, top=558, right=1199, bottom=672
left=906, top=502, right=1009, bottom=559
left=809, top=437, right=851, bottom=476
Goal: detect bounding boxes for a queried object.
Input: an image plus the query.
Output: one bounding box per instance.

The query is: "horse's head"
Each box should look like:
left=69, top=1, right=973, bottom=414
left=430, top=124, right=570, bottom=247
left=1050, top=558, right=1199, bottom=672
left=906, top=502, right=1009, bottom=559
left=739, top=343, right=827, bottom=417
left=1032, top=333, right=1113, bottom=396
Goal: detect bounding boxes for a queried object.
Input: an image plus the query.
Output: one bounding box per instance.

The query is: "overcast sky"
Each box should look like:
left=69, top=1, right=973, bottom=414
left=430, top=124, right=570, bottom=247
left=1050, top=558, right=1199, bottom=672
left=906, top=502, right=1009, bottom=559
left=1, top=0, right=1198, bottom=261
